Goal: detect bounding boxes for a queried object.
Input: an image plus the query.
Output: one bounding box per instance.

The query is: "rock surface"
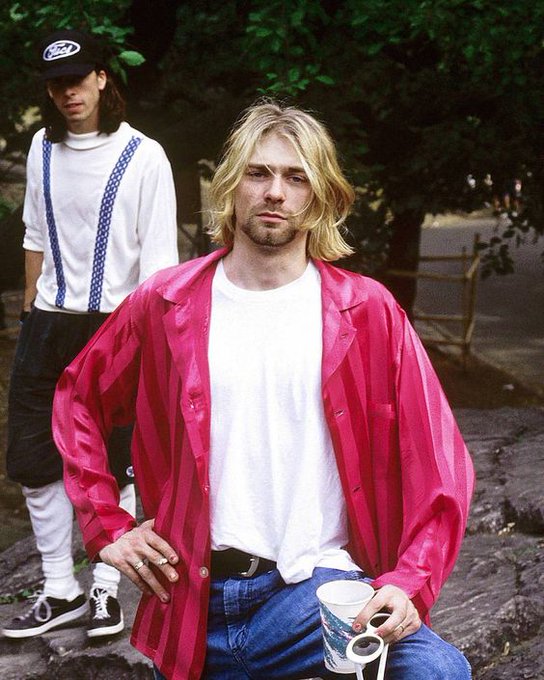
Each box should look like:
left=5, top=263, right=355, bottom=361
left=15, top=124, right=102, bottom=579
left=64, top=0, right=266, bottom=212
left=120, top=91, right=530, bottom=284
left=433, top=408, right=544, bottom=679
left=0, top=407, right=542, bottom=679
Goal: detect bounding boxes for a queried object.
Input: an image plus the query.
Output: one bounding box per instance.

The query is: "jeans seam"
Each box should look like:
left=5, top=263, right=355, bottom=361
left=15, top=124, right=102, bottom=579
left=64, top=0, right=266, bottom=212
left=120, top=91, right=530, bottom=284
left=224, top=578, right=253, bottom=678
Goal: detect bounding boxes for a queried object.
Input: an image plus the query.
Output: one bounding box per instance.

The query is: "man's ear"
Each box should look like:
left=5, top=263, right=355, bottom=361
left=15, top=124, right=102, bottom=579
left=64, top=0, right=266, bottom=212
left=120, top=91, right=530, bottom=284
left=97, top=70, right=107, bottom=91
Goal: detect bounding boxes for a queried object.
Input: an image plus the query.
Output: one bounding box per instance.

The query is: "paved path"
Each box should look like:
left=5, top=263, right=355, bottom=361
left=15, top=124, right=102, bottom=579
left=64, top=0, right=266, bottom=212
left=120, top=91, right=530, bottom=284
left=417, top=213, right=544, bottom=394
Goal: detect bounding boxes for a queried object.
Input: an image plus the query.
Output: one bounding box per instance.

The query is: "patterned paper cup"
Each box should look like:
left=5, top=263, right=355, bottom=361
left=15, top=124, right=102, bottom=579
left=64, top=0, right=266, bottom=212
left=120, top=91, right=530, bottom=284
left=315, top=580, right=375, bottom=674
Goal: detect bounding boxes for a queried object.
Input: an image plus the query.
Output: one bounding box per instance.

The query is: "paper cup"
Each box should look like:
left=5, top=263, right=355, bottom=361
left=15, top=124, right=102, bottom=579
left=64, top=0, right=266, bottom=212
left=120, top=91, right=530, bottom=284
left=316, top=579, right=375, bottom=674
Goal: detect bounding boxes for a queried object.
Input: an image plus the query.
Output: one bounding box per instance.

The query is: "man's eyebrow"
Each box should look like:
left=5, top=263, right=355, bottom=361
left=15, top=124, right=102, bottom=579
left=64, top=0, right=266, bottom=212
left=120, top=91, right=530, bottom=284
left=247, top=163, right=307, bottom=175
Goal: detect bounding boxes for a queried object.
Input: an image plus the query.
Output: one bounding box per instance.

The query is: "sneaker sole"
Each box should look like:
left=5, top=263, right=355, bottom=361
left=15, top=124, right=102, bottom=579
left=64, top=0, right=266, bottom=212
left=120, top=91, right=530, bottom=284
left=1, top=601, right=89, bottom=639
left=87, top=613, right=124, bottom=638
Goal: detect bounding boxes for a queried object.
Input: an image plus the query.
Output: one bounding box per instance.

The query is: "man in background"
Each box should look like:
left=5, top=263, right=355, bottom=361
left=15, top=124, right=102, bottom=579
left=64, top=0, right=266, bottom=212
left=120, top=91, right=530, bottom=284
left=2, top=28, right=178, bottom=640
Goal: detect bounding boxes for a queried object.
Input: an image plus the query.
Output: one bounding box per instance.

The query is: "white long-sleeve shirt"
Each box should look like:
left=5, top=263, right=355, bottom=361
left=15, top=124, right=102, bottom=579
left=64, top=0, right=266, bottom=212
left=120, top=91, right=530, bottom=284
left=23, top=122, right=178, bottom=313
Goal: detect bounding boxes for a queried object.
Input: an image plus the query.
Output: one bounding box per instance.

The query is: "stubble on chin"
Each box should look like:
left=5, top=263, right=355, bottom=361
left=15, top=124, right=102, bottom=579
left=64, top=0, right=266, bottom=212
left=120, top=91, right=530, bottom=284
left=240, top=215, right=300, bottom=249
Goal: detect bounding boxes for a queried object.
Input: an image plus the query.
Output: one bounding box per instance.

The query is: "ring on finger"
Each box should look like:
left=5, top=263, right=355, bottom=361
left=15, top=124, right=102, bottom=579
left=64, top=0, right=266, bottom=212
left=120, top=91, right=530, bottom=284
left=396, top=623, right=405, bottom=634
left=155, top=557, right=168, bottom=566
left=133, top=559, right=148, bottom=572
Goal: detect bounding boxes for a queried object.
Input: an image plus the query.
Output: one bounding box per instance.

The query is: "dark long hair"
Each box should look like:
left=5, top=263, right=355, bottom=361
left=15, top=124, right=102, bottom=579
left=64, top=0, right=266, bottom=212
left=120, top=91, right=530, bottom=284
left=43, top=68, right=126, bottom=142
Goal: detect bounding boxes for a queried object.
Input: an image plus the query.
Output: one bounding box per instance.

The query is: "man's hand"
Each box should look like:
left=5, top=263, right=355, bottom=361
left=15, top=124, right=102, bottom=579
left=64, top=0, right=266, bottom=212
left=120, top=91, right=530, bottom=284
left=352, top=584, right=421, bottom=643
left=99, top=519, right=179, bottom=603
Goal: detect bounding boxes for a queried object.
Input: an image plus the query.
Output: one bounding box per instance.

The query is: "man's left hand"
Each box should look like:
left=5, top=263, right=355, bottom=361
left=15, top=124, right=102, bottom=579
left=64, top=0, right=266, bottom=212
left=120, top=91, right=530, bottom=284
left=352, top=584, right=421, bottom=643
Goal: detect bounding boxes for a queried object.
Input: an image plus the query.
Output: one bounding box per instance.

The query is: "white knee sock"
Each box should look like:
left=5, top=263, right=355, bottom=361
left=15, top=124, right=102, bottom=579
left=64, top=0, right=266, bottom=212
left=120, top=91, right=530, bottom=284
left=91, top=484, right=137, bottom=598
left=22, top=480, right=82, bottom=601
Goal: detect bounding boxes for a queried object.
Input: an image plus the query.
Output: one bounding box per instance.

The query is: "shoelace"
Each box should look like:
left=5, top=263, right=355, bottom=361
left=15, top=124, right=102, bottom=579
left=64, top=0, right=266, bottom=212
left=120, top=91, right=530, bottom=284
left=91, top=588, right=110, bottom=620
left=18, top=593, right=51, bottom=623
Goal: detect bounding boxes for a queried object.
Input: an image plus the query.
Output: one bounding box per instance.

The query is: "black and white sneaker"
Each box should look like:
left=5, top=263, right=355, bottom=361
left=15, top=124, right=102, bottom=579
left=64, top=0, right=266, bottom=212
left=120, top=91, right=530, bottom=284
left=1, top=593, right=88, bottom=638
left=87, top=587, right=124, bottom=638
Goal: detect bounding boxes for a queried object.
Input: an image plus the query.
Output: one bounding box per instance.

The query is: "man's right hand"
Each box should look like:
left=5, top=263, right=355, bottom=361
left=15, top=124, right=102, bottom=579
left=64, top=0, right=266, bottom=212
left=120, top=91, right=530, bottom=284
left=99, top=518, right=179, bottom=602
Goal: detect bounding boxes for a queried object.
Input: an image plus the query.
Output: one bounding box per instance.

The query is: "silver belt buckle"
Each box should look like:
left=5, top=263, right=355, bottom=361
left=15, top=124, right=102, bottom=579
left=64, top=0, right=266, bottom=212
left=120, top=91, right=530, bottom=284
left=240, top=555, right=260, bottom=577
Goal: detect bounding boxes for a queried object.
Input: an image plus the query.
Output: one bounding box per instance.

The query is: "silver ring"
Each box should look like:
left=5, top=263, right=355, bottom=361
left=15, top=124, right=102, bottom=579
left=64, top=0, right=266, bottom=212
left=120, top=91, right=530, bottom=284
left=133, top=559, right=146, bottom=571
left=396, top=624, right=405, bottom=634
left=156, top=557, right=168, bottom=566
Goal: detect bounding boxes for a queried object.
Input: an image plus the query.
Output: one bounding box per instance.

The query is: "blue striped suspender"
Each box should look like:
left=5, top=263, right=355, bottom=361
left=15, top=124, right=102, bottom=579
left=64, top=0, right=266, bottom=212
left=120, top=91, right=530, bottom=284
left=41, top=134, right=142, bottom=312
left=88, top=136, right=142, bottom=311
left=42, top=138, right=66, bottom=308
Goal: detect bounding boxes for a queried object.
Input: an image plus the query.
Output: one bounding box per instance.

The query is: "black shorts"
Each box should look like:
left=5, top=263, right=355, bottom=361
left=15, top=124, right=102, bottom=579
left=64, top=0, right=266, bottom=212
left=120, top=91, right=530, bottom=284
left=7, top=308, right=134, bottom=489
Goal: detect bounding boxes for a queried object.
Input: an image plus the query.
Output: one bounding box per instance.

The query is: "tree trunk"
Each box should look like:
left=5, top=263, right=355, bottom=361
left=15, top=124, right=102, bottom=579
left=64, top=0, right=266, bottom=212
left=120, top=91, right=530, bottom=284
left=383, top=209, right=425, bottom=321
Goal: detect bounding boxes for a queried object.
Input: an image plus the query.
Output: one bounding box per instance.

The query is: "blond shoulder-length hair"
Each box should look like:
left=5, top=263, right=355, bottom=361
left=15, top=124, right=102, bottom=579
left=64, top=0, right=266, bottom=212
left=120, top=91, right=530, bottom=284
left=207, top=101, right=355, bottom=260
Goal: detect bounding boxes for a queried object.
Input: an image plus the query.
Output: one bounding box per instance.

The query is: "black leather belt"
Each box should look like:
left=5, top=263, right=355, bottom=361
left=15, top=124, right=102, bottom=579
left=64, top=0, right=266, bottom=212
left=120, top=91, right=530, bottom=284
left=210, top=548, right=277, bottom=578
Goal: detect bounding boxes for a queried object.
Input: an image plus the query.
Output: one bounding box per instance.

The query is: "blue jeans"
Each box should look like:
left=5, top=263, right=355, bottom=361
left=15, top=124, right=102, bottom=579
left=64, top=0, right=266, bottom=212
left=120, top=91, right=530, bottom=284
left=153, top=567, right=471, bottom=679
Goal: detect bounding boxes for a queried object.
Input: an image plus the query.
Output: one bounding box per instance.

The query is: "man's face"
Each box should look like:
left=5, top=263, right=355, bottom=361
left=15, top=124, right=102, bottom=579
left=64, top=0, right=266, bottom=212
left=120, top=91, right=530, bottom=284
left=233, top=132, right=313, bottom=250
left=46, top=70, right=107, bottom=134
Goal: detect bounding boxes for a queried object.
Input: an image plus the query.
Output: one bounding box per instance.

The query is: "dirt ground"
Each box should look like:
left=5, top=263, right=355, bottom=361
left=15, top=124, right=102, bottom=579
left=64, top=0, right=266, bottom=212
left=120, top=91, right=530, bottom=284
left=427, top=345, right=544, bottom=409
left=0, top=321, right=543, bottom=553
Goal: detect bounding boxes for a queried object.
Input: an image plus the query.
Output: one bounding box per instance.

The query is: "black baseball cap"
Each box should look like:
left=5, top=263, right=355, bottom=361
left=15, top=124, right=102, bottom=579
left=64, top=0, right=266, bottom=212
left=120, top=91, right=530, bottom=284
left=40, top=29, right=105, bottom=80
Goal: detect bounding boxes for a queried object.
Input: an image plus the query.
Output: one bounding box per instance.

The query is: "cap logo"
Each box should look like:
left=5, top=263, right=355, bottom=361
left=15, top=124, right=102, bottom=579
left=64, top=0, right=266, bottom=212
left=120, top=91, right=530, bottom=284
left=43, top=40, right=81, bottom=62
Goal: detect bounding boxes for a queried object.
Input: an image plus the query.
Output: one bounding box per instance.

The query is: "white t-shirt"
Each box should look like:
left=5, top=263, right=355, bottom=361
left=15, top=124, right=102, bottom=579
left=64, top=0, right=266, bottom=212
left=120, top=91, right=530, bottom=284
left=208, top=260, right=359, bottom=583
left=23, top=122, right=178, bottom=313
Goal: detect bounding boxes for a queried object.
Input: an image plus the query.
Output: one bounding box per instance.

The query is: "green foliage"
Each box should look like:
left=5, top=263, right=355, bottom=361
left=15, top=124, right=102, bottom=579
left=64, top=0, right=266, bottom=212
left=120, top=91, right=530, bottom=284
left=0, top=583, right=43, bottom=604
left=119, top=50, right=146, bottom=67
left=3, top=0, right=544, bottom=280
left=233, top=0, right=544, bottom=274
left=0, top=197, right=15, bottom=221
left=245, top=1, right=334, bottom=95
left=73, top=555, right=90, bottom=574
left=158, top=0, right=544, bottom=275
